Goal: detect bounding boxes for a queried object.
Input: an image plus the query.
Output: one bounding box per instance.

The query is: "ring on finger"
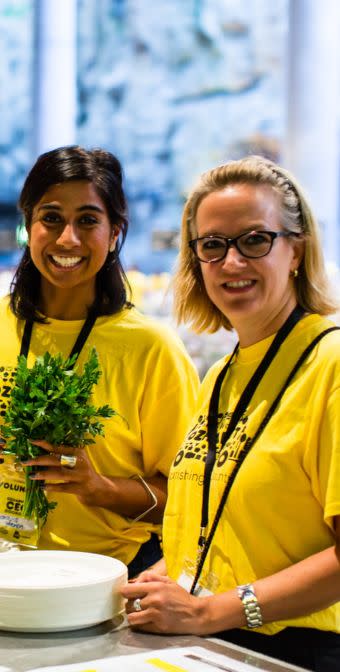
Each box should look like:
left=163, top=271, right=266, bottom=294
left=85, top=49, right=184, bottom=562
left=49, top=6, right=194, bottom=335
left=60, top=454, right=77, bottom=469
left=133, top=597, right=142, bottom=612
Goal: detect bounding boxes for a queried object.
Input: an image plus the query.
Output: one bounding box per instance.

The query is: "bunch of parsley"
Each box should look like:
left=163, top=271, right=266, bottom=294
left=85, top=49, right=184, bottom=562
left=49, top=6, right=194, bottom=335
left=1, top=348, right=117, bottom=526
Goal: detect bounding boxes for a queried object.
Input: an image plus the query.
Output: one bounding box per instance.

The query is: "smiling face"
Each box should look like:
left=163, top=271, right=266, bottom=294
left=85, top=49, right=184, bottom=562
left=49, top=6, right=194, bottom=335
left=28, top=180, right=118, bottom=315
left=195, top=183, right=304, bottom=345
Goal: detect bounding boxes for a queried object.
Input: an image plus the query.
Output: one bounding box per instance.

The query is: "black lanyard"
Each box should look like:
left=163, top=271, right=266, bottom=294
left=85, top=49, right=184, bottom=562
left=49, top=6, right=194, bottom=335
left=19, top=312, right=97, bottom=363
left=198, top=305, right=304, bottom=555
left=190, top=320, right=340, bottom=594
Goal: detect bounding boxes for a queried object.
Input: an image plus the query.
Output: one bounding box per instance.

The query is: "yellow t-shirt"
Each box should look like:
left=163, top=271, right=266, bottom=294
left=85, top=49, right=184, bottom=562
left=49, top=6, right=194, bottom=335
left=164, top=314, right=340, bottom=634
left=0, top=298, right=199, bottom=565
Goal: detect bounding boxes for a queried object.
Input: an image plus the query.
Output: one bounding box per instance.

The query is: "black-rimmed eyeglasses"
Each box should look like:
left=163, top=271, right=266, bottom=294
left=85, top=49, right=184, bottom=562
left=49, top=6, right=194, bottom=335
left=189, top=230, right=294, bottom=263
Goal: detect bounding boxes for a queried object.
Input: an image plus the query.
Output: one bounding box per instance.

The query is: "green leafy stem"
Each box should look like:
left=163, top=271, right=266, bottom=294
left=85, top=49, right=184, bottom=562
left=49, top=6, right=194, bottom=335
left=1, top=348, right=122, bottom=526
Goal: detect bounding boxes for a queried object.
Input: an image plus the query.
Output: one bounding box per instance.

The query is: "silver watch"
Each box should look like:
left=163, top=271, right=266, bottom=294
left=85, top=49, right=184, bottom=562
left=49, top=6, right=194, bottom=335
left=237, top=583, right=263, bottom=629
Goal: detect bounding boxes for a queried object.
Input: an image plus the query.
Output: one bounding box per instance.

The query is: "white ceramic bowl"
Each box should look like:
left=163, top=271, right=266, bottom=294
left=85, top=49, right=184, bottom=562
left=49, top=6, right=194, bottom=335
left=0, top=550, right=127, bottom=632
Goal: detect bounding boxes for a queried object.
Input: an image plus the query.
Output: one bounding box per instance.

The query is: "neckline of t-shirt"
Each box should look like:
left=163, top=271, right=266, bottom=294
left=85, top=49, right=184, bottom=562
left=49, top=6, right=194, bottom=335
left=33, top=307, right=131, bottom=333
left=236, top=313, right=328, bottom=364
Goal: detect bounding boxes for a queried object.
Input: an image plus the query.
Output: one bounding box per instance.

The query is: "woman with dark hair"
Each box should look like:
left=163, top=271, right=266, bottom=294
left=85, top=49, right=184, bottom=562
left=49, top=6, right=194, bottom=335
left=0, top=145, right=199, bottom=577
left=12, top=145, right=129, bottom=321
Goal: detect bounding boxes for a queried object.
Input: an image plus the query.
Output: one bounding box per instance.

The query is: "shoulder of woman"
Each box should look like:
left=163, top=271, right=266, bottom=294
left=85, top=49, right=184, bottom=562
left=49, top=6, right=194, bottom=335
left=297, top=317, right=340, bottom=384
left=120, top=307, right=189, bottom=346
left=99, top=307, right=195, bottom=360
left=293, top=314, right=340, bottom=355
left=315, top=327, right=340, bottom=361
left=200, top=353, right=231, bottom=387
left=0, top=294, right=14, bottom=320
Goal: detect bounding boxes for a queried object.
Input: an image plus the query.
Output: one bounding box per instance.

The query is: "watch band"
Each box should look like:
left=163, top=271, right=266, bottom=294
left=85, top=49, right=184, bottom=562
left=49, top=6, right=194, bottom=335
left=237, top=583, right=263, bottom=629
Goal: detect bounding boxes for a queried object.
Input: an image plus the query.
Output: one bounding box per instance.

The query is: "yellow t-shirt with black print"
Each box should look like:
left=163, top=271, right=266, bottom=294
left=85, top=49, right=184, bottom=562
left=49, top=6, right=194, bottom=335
left=0, top=297, right=199, bottom=564
left=163, top=314, right=340, bottom=634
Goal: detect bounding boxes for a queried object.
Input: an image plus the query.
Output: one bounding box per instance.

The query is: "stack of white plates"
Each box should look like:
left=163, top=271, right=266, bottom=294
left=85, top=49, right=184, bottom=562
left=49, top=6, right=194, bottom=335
left=0, top=550, right=127, bottom=632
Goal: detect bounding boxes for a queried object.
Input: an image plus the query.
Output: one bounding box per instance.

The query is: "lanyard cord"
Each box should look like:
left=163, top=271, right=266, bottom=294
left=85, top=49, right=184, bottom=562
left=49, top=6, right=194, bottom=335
left=200, top=305, right=304, bottom=548
left=190, top=324, right=340, bottom=595
left=19, top=312, right=97, bottom=364
left=20, top=320, right=33, bottom=358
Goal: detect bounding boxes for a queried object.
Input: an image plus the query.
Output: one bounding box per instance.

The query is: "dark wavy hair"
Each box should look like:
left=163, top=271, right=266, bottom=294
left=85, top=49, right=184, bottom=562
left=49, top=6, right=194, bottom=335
left=10, top=145, right=132, bottom=322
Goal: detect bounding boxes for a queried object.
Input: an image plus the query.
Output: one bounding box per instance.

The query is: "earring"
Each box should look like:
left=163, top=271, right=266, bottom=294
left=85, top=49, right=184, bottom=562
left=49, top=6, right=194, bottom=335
left=292, top=269, right=299, bottom=278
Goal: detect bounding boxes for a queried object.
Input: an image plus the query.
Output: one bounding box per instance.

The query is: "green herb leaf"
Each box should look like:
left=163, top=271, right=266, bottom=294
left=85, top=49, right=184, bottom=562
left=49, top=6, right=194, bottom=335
left=2, top=348, right=121, bottom=526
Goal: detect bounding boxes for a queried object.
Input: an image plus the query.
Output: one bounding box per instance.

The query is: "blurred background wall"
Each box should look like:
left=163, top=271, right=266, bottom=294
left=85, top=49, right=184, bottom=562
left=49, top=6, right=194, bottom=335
left=1, top=0, right=339, bottom=275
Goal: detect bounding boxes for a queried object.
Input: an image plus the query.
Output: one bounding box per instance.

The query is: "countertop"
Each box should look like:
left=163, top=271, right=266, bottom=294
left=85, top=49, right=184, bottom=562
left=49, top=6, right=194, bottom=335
left=0, top=617, right=308, bottom=672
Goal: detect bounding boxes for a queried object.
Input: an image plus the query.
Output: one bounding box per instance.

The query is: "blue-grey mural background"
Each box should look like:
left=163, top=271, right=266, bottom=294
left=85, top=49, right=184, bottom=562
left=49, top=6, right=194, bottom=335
left=0, top=0, right=288, bottom=271
left=0, top=0, right=33, bottom=200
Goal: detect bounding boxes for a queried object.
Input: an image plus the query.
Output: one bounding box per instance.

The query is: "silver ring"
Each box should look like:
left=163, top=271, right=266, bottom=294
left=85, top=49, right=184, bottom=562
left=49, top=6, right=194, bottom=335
left=60, top=454, right=77, bottom=469
left=133, top=597, right=142, bottom=612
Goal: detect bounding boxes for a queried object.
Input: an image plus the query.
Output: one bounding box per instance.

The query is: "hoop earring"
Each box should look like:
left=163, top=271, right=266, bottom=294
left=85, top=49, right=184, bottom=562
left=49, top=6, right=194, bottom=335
left=291, top=269, right=299, bottom=278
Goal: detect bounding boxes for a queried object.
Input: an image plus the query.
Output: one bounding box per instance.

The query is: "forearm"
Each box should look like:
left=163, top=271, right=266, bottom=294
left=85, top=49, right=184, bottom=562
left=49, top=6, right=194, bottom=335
left=82, top=472, right=167, bottom=523
left=124, top=547, right=340, bottom=636
left=22, top=440, right=168, bottom=522
left=198, top=545, right=340, bottom=635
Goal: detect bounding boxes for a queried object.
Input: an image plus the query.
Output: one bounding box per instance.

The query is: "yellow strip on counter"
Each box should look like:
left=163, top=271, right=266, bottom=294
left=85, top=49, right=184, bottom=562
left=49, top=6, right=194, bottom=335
left=146, top=658, right=188, bottom=671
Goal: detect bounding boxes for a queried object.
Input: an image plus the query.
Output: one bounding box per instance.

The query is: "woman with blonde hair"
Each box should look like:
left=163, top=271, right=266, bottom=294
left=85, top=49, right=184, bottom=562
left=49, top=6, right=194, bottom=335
left=123, top=155, right=340, bottom=671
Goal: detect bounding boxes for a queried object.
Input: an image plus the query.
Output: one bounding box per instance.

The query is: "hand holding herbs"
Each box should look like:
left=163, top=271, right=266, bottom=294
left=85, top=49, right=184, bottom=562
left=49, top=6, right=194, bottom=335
left=1, top=348, right=118, bottom=526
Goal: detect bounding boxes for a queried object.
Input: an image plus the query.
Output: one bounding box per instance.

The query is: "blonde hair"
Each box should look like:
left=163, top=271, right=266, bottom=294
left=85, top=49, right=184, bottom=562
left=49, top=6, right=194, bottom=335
left=173, top=155, right=338, bottom=333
